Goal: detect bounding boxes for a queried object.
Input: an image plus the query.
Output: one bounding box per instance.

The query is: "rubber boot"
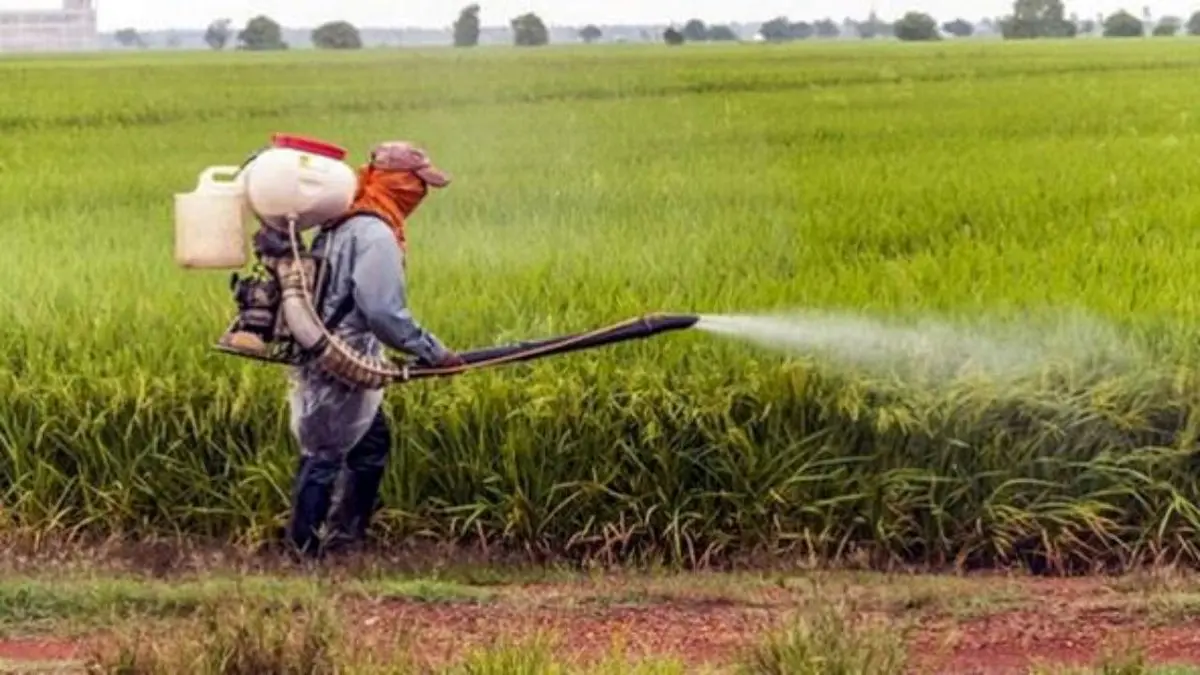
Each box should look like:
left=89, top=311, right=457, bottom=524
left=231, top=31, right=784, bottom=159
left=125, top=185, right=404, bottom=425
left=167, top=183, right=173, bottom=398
left=330, top=411, right=391, bottom=547
left=287, top=453, right=341, bottom=557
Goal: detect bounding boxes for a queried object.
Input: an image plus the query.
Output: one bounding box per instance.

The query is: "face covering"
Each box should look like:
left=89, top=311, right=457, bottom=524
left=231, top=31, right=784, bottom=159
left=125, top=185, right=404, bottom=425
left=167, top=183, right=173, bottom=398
left=348, top=141, right=452, bottom=254
left=350, top=166, right=427, bottom=253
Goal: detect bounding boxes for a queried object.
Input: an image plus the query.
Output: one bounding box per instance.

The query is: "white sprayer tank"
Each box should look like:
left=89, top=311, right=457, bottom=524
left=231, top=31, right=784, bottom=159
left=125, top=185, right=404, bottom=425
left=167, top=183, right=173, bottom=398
left=174, top=165, right=251, bottom=270
left=173, top=134, right=358, bottom=270
left=241, top=134, right=358, bottom=233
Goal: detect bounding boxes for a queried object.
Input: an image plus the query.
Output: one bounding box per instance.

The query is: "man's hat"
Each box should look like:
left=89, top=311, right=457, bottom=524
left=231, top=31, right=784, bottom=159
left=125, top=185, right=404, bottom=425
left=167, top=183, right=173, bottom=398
left=368, top=141, right=451, bottom=188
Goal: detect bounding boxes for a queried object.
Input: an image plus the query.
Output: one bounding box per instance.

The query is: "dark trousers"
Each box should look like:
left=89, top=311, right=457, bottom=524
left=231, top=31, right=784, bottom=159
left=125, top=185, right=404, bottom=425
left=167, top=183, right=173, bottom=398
left=287, top=409, right=391, bottom=557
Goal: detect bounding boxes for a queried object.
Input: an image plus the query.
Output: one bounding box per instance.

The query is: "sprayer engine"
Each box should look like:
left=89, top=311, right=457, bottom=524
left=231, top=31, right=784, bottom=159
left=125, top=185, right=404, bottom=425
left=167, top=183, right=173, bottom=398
left=227, top=269, right=281, bottom=347
left=213, top=225, right=308, bottom=359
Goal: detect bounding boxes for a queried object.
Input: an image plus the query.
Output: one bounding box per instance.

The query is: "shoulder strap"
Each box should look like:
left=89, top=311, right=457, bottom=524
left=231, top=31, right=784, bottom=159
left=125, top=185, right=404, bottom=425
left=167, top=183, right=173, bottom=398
left=320, top=209, right=378, bottom=234
left=312, top=208, right=400, bottom=333
left=312, top=210, right=375, bottom=334
left=325, top=292, right=356, bottom=333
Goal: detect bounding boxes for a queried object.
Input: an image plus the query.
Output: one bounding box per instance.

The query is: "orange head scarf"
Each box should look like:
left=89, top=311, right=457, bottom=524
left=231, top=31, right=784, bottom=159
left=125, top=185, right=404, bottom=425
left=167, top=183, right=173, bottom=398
left=347, top=141, right=451, bottom=254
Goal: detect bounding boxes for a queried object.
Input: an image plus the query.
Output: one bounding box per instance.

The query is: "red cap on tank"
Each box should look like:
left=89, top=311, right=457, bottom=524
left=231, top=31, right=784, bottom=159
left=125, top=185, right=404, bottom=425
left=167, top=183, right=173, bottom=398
left=270, top=133, right=347, bottom=161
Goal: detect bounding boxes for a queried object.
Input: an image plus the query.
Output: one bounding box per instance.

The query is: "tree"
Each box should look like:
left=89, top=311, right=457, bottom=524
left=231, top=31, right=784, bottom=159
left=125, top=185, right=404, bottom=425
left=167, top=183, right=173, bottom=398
left=1154, top=16, right=1182, bottom=35
left=791, top=21, right=815, bottom=39
left=114, top=28, right=144, bottom=48
left=707, top=25, right=738, bottom=41
left=663, top=27, right=684, bottom=45
left=858, top=11, right=892, bottom=38
left=204, top=19, right=232, bottom=50
left=758, top=17, right=793, bottom=40
left=942, top=18, right=975, bottom=36
left=814, top=18, right=840, bottom=37
left=1188, top=11, right=1200, bottom=35
left=453, top=4, right=480, bottom=47
left=312, top=20, right=362, bottom=49
left=579, top=24, right=602, bottom=43
left=894, top=12, right=940, bottom=41
left=758, top=17, right=815, bottom=41
left=511, top=13, right=548, bottom=46
left=237, top=15, right=287, bottom=50
left=1000, top=0, right=1077, bottom=38
left=1103, top=9, right=1144, bottom=36
left=682, top=19, right=707, bottom=41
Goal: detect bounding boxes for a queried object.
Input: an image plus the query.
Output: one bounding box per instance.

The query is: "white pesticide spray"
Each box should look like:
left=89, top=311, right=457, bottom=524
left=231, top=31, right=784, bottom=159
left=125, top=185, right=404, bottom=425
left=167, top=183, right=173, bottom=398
left=692, top=309, right=1146, bottom=386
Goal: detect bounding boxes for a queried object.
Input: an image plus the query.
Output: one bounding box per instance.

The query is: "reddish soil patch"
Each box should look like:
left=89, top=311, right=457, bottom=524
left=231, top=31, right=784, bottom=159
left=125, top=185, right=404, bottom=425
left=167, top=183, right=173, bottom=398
left=912, top=612, right=1200, bottom=673
left=348, top=597, right=786, bottom=668
left=344, top=577, right=1200, bottom=673
left=0, top=637, right=82, bottom=662
left=906, top=577, right=1200, bottom=673
left=8, top=575, right=1200, bottom=673
left=355, top=596, right=1200, bottom=673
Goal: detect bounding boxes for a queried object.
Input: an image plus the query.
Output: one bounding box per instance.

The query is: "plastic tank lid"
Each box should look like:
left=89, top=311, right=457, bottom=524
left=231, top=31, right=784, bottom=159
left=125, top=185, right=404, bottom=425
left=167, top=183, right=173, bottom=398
left=270, top=133, right=348, bottom=161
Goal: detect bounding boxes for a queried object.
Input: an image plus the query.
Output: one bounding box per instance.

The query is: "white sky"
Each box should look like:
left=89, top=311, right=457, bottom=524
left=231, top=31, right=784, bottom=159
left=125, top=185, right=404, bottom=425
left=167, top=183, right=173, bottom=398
left=0, top=0, right=1192, bottom=32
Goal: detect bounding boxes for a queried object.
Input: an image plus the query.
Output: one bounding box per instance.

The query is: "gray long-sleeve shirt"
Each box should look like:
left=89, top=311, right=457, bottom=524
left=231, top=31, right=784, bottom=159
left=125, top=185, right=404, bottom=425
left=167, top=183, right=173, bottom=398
left=312, top=213, right=449, bottom=365
left=277, top=213, right=449, bottom=460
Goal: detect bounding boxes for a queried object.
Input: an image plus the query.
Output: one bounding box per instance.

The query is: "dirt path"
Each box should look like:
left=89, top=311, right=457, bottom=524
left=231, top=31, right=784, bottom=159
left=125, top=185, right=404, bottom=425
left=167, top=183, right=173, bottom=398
left=346, top=578, right=1200, bottom=673
left=349, top=595, right=782, bottom=668
left=0, top=639, right=80, bottom=662
left=912, top=614, right=1200, bottom=673
left=907, top=576, right=1200, bottom=673
left=0, top=639, right=84, bottom=674
left=5, top=574, right=1200, bottom=673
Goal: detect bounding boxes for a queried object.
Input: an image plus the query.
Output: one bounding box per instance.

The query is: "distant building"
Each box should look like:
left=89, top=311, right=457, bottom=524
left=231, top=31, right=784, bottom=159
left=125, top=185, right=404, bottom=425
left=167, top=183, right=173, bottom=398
left=0, top=0, right=98, bottom=53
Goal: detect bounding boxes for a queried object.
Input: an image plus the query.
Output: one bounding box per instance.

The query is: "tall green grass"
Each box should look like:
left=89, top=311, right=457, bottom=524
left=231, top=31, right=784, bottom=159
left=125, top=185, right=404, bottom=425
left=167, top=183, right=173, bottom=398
left=5, top=40, right=1200, bottom=568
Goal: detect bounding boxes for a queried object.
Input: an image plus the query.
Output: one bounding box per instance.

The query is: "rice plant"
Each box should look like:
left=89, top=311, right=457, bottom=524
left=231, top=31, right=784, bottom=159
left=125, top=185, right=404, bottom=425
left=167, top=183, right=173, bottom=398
left=4, top=39, right=1200, bottom=568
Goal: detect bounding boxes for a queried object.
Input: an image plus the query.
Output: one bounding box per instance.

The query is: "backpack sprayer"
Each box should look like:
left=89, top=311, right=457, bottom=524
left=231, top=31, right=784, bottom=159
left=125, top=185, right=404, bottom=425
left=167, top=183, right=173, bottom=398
left=172, top=133, right=698, bottom=389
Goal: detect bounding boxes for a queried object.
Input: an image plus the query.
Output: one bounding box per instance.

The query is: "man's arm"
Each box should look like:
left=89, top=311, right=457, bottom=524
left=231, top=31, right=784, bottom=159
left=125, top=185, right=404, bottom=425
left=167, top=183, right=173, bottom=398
left=349, top=220, right=451, bottom=364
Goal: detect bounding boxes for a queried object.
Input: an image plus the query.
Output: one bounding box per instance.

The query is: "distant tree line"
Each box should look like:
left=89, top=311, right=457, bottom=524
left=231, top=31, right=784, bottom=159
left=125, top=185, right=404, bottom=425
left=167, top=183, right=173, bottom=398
left=197, top=15, right=358, bottom=50
left=741, top=1, right=1196, bottom=42
left=110, top=15, right=359, bottom=50
left=111, top=0, right=1196, bottom=50
left=443, top=0, right=1200, bottom=46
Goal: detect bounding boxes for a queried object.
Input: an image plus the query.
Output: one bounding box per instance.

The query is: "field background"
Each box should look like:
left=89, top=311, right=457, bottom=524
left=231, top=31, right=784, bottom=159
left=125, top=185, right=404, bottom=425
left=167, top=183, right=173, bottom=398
left=5, top=40, right=1200, bottom=571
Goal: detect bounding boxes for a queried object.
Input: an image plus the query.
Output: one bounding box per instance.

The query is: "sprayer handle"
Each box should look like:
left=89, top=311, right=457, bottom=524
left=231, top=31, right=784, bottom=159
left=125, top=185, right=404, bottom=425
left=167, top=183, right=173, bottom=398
left=196, top=165, right=244, bottom=191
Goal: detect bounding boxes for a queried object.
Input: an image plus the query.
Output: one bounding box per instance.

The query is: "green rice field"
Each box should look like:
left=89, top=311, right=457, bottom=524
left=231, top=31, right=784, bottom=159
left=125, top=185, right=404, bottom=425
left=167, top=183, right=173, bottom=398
left=5, top=39, right=1200, bottom=570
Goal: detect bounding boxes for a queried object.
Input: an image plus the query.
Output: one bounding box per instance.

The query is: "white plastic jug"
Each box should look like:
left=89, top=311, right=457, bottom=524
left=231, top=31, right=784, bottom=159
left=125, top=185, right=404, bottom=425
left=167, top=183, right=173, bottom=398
left=174, top=166, right=250, bottom=270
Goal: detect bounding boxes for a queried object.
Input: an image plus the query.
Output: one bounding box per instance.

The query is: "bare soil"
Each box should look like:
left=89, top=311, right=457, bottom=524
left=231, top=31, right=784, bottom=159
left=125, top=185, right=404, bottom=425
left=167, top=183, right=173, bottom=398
left=0, top=638, right=80, bottom=662
left=2, top=538, right=1199, bottom=673
left=5, top=571, right=1200, bottom=673
left=344, top=576, right=1200, bottom=673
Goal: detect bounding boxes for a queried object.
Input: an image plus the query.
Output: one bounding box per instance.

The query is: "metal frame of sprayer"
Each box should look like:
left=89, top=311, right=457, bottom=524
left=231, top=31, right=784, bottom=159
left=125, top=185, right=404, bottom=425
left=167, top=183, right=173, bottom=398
left=210, top=144, right=698, bottom=390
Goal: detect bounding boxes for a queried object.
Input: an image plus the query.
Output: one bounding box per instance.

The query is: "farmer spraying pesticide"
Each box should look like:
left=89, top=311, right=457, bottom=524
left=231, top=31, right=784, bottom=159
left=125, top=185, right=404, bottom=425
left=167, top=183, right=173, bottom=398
left=173, top=132, right=700, bottom=557
left=271, top=139, right=466, bottom=556
left=176, top=133, right=464, bottom=556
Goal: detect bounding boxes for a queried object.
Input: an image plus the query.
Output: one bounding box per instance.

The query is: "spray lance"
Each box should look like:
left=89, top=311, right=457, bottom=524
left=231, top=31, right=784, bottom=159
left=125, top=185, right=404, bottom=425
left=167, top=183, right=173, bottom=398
left=172, top=133, right=698, bottom=389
